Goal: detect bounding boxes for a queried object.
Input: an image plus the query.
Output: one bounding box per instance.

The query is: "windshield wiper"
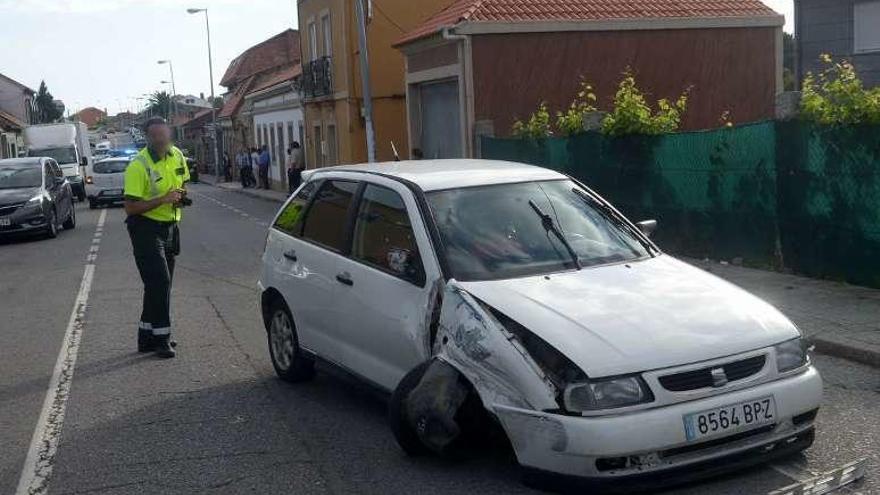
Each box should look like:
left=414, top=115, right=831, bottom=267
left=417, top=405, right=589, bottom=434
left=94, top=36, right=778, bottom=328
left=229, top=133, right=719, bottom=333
left=571, top=188, right=659, bottom=256
left=528, top=199, right=582, bottom=270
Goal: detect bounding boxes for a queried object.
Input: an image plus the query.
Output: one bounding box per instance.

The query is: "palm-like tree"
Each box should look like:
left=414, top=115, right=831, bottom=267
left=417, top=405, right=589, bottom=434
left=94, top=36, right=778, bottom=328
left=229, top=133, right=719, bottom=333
left=147, top=91, right=173, bottom=119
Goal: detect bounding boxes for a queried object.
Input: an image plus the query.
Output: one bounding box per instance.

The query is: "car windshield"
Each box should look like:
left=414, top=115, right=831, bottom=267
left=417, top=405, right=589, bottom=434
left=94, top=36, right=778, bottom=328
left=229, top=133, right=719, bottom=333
left=28, top=146, right=78, bottom=164
left=0, top=165, right=42, bottom=189
left=426, top=179, right=653, bottom=281
left=94, top=160, right=129, bottom=174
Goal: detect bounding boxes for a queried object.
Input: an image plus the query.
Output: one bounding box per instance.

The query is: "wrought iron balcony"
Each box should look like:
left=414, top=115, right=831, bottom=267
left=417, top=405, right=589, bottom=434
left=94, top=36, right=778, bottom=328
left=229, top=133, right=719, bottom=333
left=302, top=56, right=333, bottom=99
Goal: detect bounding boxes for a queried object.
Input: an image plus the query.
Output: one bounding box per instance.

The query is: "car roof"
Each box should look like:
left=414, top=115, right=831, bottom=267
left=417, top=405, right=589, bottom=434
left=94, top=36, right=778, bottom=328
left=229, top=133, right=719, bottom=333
left=308, top=159, right=566, bottom=192
left=0, top=158, right=43, bottom=166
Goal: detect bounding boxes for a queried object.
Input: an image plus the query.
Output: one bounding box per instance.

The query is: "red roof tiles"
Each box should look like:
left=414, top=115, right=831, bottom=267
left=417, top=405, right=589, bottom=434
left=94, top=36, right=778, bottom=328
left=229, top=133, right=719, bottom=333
left=396, top=0, right=780, bottom=45
left=220, top=29, right=301, bottom=88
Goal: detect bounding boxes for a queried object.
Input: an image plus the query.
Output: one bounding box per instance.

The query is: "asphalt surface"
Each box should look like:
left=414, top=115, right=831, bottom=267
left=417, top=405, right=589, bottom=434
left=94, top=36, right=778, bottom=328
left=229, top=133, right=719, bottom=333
left=0, top=184, right=876, bottom=494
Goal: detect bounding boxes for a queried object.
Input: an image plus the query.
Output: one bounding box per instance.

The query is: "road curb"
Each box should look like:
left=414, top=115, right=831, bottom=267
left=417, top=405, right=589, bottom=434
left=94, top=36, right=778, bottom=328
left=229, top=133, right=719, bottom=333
left=812, top=336, right=880, bottom=369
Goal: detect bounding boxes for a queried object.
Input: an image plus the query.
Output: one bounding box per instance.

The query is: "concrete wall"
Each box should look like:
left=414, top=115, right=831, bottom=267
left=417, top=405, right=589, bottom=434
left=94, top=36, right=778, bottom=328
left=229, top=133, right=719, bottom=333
left=470, top=27, right=780, bottom=135
left=796, top=0, right=880, bottom=86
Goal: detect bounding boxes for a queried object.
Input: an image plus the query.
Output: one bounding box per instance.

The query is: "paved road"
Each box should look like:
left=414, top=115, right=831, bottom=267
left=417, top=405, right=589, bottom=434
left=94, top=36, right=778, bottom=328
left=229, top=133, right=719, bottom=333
left=0, top=184, right=876, bottom=494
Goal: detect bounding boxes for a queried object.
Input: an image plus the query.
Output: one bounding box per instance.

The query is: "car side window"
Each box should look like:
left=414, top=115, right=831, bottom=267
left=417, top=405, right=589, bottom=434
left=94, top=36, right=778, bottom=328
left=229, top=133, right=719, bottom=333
left=44, top=164, right=54, bottom=188
left=49, top=160, right=63, bottom=177
left=274, top=180, right=318, bottom=236
left=300, top=180, right=359, bottom=252
left=351, top=184, right=425, bottom=285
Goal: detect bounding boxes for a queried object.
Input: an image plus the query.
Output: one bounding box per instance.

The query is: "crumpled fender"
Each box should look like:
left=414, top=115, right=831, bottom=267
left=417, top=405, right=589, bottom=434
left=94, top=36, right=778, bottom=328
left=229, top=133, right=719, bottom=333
left=432, top=280, right=559, bottom=412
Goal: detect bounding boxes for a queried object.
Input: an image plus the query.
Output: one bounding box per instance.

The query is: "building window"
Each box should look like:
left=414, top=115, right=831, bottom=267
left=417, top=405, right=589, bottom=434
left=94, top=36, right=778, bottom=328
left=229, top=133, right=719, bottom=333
left=270, top=125, right=277, bottom=167
left=326, top=124, right=337, bottom=166
left=855, top=1, right=880, bottom=53
left=321, top=14, right=332, bottom=58
left=308, top=21, right=318, bottom=61
left=313, top=124, right=323, bottom=168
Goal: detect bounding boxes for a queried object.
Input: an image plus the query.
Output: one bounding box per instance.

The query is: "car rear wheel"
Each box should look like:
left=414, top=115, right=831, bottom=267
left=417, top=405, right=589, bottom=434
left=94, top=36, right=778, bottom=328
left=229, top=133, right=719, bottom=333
left=62, top=200, right=76, bottom=230
left=267, top=298, right=315, bottom=383
left=45, top=209, right=58, bottom=238
left=388, top=362, right=432, bottom=456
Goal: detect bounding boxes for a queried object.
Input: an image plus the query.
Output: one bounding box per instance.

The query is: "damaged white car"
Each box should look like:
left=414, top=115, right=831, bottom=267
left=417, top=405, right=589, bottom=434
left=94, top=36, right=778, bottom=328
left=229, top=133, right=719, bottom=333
left=258, top=160, right=822, bottom=490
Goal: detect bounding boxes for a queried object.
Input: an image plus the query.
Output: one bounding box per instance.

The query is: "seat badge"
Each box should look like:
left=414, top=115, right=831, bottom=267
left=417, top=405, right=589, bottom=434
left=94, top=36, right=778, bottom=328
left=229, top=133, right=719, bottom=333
left=711, top=367, right=728, bottom=387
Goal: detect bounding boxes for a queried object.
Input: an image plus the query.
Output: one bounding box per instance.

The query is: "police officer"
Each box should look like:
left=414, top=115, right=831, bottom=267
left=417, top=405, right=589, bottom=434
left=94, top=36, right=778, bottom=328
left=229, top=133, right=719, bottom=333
left=124, top=117, right=190, bottom=358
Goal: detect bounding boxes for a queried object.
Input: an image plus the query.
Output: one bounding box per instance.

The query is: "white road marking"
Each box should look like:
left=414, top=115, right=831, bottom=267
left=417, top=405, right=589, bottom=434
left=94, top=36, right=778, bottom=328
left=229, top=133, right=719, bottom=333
left=191, top=191, right=270, bottom=230
left=16, top=209, right=107, bottom=495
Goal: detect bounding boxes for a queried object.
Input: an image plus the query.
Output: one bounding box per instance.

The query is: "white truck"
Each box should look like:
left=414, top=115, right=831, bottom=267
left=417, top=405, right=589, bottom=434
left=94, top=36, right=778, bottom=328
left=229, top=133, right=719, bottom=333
left=24, top=122, right=91, bottom=201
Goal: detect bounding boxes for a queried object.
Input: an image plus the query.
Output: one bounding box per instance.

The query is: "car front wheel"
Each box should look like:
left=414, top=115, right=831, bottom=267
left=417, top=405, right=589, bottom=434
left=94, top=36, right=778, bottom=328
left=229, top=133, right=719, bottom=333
left=45, top=208, right=58, bottom=238
left=62, top=200, right=76, bottom=230
left=267, top=298, right=315, bottom=382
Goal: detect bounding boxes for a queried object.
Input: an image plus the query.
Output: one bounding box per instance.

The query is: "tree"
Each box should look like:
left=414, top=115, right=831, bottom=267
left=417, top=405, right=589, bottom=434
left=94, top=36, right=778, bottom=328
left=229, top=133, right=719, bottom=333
left=147, top=90, right=173, bottom=119
left=801, top=54, right=880, bottom=125
left=34, top=81, right=64, bottom=123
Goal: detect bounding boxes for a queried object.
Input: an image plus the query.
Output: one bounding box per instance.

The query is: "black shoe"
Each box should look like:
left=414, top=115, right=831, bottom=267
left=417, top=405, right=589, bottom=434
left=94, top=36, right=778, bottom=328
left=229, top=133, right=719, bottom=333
left=138, top=329, right=155, bottom=353
left=139, top=330, right=177, bottom=352
left=154, top=334, right=176, bottom=359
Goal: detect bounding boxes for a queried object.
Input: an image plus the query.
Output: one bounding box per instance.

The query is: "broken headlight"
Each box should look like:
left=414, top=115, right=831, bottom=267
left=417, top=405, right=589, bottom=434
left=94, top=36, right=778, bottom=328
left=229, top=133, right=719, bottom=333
left=775, top=337, right=809, bottom=372
left=564, top=375, right=654, bottom=412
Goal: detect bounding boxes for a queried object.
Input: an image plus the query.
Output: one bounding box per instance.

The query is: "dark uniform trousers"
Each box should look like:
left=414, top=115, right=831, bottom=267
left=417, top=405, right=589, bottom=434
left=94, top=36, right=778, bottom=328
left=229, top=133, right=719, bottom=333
left=127, top=215, right=180, bottom=333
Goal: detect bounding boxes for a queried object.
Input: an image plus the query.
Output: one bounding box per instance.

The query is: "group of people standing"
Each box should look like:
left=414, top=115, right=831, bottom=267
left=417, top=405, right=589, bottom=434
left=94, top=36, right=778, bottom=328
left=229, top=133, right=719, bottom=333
left=230, top=143, right=304, bottom=193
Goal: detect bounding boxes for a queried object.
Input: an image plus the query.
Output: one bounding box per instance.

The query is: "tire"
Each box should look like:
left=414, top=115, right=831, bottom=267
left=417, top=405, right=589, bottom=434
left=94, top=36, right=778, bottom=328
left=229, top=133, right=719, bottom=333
left=88, top=199, right=97, bottom=210
left=388, top=361, right=433, bottom=456
left=62, top=200, right=76, bottom=230
left=266, top=298, right=315, bottom=382
left=76, top=186, right=86, bottom=202
left=44, top=208, right=58, bottom=238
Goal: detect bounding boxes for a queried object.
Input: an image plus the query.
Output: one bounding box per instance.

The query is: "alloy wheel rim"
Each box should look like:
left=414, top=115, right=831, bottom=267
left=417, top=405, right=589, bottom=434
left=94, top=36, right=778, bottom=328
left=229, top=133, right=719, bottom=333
left=270, top=310, right=294, bottom=371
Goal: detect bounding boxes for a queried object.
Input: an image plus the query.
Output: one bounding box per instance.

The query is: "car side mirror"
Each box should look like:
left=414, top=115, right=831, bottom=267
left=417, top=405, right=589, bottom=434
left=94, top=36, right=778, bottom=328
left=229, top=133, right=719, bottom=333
left=636, top=219, right=658, bottom=238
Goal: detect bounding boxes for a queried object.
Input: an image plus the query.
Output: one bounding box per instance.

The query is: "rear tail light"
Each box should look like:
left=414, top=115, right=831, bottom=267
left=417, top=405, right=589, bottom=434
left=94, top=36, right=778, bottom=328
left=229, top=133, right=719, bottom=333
left=86, top=176, right=93, bottom=184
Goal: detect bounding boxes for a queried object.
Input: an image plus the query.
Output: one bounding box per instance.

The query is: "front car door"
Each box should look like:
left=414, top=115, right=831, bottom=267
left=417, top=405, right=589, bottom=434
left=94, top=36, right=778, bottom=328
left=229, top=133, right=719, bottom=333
left=333, top=176, right=443, bottom=390
left=48, top=160, right=71, bottom=220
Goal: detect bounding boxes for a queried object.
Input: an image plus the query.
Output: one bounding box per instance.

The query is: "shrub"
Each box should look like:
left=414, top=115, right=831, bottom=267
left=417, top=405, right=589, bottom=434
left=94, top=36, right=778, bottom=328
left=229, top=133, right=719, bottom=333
left=601, top=71, right=689, bottom=137
left=556, top=80, right=598, bottom=137
left=801, top=54, right=880, bottom=125
left=511, top=102, right=552, bottom=140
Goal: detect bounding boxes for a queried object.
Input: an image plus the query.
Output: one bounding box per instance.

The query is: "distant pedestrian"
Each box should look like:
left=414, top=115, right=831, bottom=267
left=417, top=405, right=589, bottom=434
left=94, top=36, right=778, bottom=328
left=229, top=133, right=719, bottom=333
left=237, top=151, right=249, bottom=187
left=286, top=142, right=304, bottom=194
left=258, top=145, right=271, bottom=190
left=223, top=152, right=232, bottom=182
left=249, top=148, right=260, bottom=188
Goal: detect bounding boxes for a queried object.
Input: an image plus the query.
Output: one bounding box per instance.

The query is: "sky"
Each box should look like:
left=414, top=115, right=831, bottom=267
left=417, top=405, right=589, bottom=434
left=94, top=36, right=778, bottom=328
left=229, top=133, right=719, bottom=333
left=0, top=0, right=793, bottom=117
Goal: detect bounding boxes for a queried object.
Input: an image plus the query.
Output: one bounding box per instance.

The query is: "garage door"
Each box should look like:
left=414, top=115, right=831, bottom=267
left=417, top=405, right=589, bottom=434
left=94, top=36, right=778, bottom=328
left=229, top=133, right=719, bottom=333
left=418, top=79, right=462, bottom=159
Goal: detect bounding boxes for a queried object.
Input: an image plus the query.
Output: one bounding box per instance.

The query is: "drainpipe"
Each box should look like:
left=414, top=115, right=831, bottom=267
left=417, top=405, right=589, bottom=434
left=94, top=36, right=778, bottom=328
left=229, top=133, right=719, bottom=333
left=442, top=27, right=474, bottom=158
left=355, top=0, right=376, bottom=162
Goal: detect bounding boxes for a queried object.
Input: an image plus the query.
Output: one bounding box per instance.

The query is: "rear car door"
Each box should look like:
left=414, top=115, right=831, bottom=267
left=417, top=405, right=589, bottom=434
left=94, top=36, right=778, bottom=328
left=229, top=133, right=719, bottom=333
left=333, top=179, right=442, bottom=390
left=264, top=179, right=360, bottom=360
left=47, top=160, right=71, bottom=220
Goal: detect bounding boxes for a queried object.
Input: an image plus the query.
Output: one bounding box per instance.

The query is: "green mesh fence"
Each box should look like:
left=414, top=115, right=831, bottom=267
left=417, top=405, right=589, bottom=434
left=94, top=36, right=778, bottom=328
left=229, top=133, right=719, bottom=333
left=482, top=120, right=880, bottom=288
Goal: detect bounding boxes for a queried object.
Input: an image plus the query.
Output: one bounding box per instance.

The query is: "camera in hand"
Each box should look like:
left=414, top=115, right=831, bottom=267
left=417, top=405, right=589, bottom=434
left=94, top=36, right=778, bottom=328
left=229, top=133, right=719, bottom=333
left=175, top=189, right=193, bottom=208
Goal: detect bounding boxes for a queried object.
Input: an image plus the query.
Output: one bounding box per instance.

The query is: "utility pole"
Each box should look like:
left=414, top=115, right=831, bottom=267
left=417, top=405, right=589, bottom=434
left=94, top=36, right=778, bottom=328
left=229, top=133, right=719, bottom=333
left=188, top=8, right=220, bottom=178
left=355, top=0, right=376, bottom=162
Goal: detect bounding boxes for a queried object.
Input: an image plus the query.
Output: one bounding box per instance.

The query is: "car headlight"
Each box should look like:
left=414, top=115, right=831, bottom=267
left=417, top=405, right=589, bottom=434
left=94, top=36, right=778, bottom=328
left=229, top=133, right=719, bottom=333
left=775, top=338, right=809, bottom=372
left=564, top=375, right=654, bottom=412
left=25, top=195, right=43, bottom=208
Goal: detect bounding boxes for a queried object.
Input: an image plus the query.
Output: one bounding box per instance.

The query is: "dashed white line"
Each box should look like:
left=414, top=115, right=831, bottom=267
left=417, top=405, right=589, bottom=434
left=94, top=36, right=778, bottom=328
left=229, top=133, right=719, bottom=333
left=16, top=209, right=106, bottom=495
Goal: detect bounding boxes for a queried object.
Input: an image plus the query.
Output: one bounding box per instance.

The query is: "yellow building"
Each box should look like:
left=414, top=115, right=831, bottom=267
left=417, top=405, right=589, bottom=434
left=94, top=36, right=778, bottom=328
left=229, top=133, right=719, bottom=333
left=297, top=0, right=452, bottom=167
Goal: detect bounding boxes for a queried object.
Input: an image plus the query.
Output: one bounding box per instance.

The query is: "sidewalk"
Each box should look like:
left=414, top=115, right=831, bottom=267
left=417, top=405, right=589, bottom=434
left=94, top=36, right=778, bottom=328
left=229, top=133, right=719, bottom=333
left=687, top=258, right=880, bottom=368
left=199, top=173, right=288, bottom=203
left=198, top=172, right=879, bottom=368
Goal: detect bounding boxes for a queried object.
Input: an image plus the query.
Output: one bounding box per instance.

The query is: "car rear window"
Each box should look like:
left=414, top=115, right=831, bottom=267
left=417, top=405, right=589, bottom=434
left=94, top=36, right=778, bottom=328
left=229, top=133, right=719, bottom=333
left=300, top=180, right=358, bottom=252
left=94, top=160, right=129, bottom=174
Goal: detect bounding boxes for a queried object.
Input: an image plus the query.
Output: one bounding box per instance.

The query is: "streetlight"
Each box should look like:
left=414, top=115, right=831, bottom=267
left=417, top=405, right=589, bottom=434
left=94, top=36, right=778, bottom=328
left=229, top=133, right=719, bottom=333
left=157, top=60, right=178, bottom=120
left=160, top=81, right=174, bottom=118
left=187, top=7, right=220, bottom=178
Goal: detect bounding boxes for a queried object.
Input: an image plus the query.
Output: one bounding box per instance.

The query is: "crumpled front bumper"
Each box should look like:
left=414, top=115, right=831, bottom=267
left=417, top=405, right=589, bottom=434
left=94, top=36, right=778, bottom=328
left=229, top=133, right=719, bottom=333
left=493, top=366, right=822, bottom=481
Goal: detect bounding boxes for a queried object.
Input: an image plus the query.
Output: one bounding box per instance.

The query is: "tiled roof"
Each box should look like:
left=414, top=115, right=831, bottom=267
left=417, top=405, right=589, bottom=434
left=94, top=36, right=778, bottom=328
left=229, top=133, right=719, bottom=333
left=220, top=29, right=301, bottom=87
left=0, top=109, right=25, bottom=130
left=177, top=109, right=214, bottom=128
left=246, top=64, right=302, bottom=95
left=395, top=0, right=780, bottom=45
left=218, top=76, right=256, bottom=119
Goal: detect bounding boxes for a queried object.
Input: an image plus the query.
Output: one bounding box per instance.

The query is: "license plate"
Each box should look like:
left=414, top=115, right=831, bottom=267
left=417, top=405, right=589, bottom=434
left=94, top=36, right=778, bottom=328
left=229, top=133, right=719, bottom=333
left=103, top=189, right=123, bottom=196
left=683, top=396, right=776, bottom=442
left=0, top=218, right=10, bottom=227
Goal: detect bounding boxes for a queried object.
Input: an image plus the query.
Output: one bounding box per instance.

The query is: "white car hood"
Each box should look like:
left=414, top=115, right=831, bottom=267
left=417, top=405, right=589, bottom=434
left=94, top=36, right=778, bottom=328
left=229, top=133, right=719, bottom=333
left=458, top=255, right=799, bottom=378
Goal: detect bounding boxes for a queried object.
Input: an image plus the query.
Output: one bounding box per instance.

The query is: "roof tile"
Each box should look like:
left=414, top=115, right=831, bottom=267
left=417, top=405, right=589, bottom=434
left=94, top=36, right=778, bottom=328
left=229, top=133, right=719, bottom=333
left=395, top=0, right=780, bottom=46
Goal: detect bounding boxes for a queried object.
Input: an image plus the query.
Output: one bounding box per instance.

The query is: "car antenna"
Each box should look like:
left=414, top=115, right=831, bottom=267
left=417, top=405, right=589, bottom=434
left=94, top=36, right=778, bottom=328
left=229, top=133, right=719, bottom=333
left=390, top=141, right=400, bottom=161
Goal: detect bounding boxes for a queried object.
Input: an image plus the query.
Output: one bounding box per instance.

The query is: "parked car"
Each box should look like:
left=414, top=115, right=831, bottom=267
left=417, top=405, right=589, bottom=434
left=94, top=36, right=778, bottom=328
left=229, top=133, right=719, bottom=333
left=0, top=158, right=76, bottom=238
left=186, top=157, right=199, bottom=183
left=257, top=160, right=821, bottom=489
left=85, top=157, right=130, bottom=209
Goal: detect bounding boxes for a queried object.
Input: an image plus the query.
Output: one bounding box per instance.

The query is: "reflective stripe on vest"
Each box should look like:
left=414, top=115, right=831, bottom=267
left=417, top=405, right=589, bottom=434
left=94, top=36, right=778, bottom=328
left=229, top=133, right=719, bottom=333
left=132, top=155, right=160, bottom=198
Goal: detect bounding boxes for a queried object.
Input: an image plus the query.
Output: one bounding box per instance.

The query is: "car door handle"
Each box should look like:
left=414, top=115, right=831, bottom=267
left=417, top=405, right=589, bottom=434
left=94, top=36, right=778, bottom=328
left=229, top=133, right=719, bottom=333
left=336, top=273, right=354, bottom=286
left=282, top=250, right=298, bottom=262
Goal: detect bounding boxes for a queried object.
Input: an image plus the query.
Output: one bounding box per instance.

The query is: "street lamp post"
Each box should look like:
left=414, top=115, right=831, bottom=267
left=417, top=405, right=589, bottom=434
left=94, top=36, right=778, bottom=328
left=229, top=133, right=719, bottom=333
left=157, top=60, right=178, bottom=120
left=161, top=80, right=174, bottom=119
left=187, top=7, right=220, bottom=179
